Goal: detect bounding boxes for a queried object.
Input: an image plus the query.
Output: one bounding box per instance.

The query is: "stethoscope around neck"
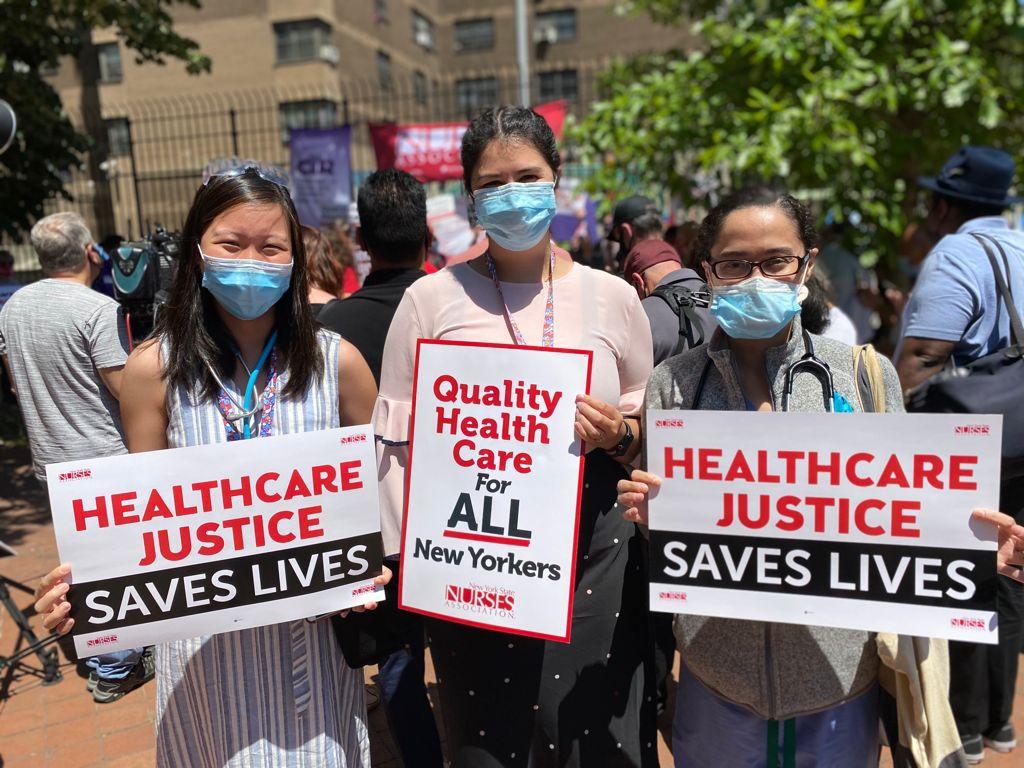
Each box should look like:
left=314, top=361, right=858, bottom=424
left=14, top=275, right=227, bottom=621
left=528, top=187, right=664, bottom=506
left=204, top=329, right=278, bottom=439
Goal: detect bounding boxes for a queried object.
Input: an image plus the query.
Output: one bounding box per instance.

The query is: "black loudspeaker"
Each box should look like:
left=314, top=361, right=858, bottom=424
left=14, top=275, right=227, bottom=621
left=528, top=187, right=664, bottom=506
left=0, top=100, right=16, bottom=155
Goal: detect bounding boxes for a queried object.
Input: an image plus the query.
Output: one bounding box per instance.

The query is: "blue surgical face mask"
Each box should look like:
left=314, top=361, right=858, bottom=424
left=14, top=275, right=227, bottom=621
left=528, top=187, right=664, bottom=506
left=200, top=247, right=293, bottom=320
left=710, top=275, right=808, bottom=340
left=473, top=181, right=557, bottom=252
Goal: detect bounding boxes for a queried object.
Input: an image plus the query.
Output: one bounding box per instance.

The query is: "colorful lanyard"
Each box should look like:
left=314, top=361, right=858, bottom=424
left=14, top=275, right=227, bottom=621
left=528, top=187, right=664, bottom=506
left=215, top=330, right=279, bottom=441
left=484, top=246, right=556, bottom=347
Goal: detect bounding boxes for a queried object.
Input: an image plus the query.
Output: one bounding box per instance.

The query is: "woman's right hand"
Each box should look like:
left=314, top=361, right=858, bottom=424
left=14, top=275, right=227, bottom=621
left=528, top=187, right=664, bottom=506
left=617, top=470, right=662, bottom=526
left=34, top=563, right=75, bottom=635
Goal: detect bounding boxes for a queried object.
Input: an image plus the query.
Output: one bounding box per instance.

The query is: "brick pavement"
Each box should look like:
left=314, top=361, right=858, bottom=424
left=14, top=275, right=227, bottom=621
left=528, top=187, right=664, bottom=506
left=1, top=442, right=1021, bottom=767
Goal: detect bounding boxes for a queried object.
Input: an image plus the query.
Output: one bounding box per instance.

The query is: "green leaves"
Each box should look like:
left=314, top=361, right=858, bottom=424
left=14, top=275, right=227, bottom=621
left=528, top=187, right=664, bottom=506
left=574, top=0, right=1024, bottom=265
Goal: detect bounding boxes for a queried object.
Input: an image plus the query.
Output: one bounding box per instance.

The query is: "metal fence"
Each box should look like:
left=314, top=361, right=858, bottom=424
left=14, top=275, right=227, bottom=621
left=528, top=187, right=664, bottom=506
left=44, top=64, right=610, bottom=243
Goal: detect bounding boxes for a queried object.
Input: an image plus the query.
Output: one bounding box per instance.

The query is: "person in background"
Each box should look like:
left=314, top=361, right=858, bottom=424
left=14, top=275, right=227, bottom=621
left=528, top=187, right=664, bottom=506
left=817, top=216, right=875, bottom=343
left=301, top=225, right=345, bottom=314
left=896, top=145, right=1024, bottom=764
left=0, top=212, right=150, bottom=703
left=607, top=194, right=663, bottom=261
left=0, top=248, right=18, bottom=310
left=801, top=272, right=858, bottom=345
left=665, top=221, right=700, bottom=269
left=324, top=222, right=361, bottom=297
left=319, top=168, right=442, bottom=768
left=375, top=105, right=656, bottom=766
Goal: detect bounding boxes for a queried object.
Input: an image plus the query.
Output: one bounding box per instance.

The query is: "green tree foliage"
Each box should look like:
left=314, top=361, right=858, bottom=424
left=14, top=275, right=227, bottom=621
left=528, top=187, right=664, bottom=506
left=0, top=0, right=211, bottom=238
left=581, top=0, right=1024, bottom=261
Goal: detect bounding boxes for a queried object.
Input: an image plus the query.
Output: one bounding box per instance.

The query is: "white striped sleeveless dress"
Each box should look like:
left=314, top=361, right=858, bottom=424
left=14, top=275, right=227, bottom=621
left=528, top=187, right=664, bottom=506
left=155, top=329, right=370, bottom=768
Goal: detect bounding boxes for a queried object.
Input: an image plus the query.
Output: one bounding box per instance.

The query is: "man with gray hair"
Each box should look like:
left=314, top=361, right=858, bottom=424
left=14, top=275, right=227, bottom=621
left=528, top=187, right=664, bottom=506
left=0, top=212, right=151, bottom=703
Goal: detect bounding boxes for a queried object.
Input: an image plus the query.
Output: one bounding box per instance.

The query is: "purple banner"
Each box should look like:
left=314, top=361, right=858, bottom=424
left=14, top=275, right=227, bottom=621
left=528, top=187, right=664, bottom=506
left=290, top=126, right=353, bottom=227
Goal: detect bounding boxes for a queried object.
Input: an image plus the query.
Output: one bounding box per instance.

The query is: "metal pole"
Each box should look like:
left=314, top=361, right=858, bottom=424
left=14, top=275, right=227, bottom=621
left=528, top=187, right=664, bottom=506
left=229, top=108, right=240, bottom=156
left=515, top=0, right=530, bottom=106
left=125, top=117, right=144, bottom=238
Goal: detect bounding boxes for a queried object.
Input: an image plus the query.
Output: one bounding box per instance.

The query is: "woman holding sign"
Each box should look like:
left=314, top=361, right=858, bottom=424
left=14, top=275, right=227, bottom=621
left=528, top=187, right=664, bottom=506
left=35, top=166, right=385, bottom=768
left=618, top=188, right=910, bottom=767
left=375, top=106, right=656, bottom=766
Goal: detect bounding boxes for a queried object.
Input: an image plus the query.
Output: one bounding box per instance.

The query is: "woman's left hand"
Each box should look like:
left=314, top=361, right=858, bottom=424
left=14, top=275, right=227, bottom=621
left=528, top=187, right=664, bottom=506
left=350, top=565, right=393, bottom=614
left=574, top=394, right=624, bottom=450
left=972, top=508, right=1024, bottom=584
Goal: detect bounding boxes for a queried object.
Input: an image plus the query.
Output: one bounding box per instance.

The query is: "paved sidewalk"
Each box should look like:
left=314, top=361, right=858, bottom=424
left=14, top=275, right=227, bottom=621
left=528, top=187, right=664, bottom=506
left=1, top=442, right=1020, bottom=767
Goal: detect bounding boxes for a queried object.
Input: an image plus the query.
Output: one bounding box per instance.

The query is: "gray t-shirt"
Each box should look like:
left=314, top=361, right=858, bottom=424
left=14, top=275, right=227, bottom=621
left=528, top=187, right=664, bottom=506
left=642, top=268, right=717, bottom=365
left=0, top=279, right=130, bottom=480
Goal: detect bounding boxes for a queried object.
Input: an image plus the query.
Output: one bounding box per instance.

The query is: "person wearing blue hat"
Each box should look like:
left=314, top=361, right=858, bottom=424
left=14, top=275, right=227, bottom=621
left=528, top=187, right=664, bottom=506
left=896, top=146, right=1024, bottom=764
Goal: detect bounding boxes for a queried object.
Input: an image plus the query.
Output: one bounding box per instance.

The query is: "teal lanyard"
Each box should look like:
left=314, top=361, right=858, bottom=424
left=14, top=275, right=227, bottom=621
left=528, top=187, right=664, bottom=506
left=235, top=330, right=277, bottom=440
left=767, top=718, right=796, bottom=768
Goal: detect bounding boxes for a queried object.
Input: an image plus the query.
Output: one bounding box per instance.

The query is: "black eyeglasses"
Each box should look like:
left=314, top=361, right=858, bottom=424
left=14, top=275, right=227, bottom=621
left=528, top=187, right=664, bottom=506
left=705, top=252, right=809, bottom=281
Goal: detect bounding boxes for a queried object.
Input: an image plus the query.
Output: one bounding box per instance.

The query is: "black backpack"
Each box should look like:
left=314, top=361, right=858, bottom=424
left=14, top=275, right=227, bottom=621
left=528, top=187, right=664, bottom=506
left=649, top=278, right=711, bottom=352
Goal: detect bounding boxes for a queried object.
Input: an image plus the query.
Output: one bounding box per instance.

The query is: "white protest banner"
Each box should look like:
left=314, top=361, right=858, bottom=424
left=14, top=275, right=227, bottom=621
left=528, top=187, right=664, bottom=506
left=47, top=426, right=385, bottom=656
left=399, top=340, right=592, bottom=642
left=647, top=412, right=1002, bottom=643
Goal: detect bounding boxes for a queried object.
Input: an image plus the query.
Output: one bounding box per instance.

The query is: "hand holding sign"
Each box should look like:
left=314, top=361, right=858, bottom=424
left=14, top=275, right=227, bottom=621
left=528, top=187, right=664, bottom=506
left=574, top=394, right=624, bottom=450
left=617, top=469, right=661, bottom=525
left=35, top=563, right=74, bottom=635
left=972, top=508, right=1024, bottom=584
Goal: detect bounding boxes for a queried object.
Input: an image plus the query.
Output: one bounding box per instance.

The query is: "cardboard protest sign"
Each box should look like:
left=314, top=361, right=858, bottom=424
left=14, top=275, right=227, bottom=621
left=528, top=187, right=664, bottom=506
left=647, top=412, right=1002, bottom=643
left=399, top=340, right=592, bottom=642
left=47, top=427, right=385, bottom=656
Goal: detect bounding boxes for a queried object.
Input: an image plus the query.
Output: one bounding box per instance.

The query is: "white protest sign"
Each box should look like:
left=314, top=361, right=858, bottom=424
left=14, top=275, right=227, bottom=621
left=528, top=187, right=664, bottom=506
left=47, top=426, right=385, bottom=656
left=647, top=412, right=1002, bottom=643
left=399, top=340, right=592, bottom=642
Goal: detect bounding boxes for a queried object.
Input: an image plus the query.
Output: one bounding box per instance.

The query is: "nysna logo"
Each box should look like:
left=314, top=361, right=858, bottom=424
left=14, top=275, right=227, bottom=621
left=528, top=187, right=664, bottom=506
left=59, top=469, right=92, bottom=482
left=951, top=617, right=986, bottom=630
left=444, top=583, right=515, bottom=615
left=659, top=590, right=687, bottom=601
left=86, top=634, right=118, bottom=647
left=352, top=583, right=377, bottom=596
left=340, top=434, right=368, bottom=444
left=954, top=425, right=990, bottom=436
left=655, top=419, right=686, bottom=428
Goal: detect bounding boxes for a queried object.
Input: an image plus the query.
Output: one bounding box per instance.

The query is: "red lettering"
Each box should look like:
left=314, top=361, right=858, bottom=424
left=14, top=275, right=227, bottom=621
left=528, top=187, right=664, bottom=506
left=255, top=472, right=281, bottom=503
left=298, top=505, right=325, bottom=540
left=877, top=455, right=910, bottom=488
left=891, top=500, right=922, bottom=538
left=283, top=469, right=311, bottom=500
left=310, top=465, right=337, bottom=496
left=111, top=492, right=139, bottom=526
left=268, top=510, right=296, bottom=543
left=196, top=522, right=225, bottom=556
left=949, top=455, right=979, bottom=491
left=339, top=460, right=363, bottom=491
left=663, top=447, right=692, bottom=479
left=912, top=455, right=945, bottom=489
left=454, top=439, right=475, bottom=468
left=853, top=499, right=885, bottom=536
left=141, top=489, right=173, bottom=522
left=73, top=495, right=108, bottom=531
left=846, top=453, right=873, bottom=487
left=724, top=451, right=755, bottom=483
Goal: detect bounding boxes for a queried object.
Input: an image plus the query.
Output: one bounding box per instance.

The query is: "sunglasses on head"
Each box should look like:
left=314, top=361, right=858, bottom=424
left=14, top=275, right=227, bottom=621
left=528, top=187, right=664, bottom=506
left=202, top=158, right=290, bottom=190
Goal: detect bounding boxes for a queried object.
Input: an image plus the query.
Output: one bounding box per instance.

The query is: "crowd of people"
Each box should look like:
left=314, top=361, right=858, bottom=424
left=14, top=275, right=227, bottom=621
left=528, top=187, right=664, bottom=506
left=1, top=105, right=1024, bottom=768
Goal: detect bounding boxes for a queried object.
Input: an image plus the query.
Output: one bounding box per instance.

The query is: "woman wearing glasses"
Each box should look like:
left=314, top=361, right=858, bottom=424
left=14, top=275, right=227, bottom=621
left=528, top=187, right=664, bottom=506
left=34, top=166, right=384, bottom=767
left=618, top=188, right=907, bottom=767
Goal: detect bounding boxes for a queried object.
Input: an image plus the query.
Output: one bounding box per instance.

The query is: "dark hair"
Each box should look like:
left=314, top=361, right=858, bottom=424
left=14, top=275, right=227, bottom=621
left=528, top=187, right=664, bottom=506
left=323, top=223, right=355, bottom=272
left=800, top=272, right=833, bottom=335
left=630, top=212, right=664, bottom=240
left=302, top=225, right=344, bottom=295
left=696, top=187, right=818, bottom=263
left=357, top=169, right=427, bottom=263
left=460, top=106, right=561, bottom=192
left=159, top=171, right=322, bottom=401
left=933, top=192, right=1006, bottom=222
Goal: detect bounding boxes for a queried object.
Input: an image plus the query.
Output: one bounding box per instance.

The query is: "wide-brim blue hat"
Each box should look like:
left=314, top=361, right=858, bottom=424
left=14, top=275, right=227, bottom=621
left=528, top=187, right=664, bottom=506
left=918, top=146, right=1023, bottom=207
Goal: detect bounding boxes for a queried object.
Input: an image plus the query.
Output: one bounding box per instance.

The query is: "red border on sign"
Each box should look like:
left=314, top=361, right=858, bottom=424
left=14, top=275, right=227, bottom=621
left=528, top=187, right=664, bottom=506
left=397, top=338, right=593, bottom=644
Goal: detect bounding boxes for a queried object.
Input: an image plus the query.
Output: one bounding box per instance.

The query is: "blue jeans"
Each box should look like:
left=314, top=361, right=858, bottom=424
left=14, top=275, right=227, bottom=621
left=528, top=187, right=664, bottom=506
left=86, top=647, right=143, bottom=681
left=377, top=624, right=443, bottom=768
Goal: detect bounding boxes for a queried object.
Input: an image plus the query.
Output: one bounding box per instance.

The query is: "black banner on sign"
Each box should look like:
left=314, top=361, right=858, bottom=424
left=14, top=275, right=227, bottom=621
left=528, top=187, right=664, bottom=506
left=69, top=533, right=384, bottom=635
left=649, top=530, right=996, bottom=612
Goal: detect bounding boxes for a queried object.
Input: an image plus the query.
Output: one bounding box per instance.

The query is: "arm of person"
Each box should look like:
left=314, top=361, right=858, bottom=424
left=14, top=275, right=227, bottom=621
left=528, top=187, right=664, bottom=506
left=895, top=337, right=957, bottom=393
left=118, top=339, right=169, bottom=453
left=1, top=353, right=14, bottom=396
left=97, top=365, right=125, bottom=401
left=337, top=339, right=378, bottom=427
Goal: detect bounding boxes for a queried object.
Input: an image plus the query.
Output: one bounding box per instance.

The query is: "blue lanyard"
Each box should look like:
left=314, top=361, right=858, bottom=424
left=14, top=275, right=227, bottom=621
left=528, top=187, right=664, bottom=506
left=233, top=330, right=277, bottom=440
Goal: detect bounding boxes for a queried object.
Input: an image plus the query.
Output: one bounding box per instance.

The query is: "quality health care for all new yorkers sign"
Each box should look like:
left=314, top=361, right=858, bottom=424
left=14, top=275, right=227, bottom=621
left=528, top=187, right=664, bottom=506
left=400, top=340, right=592, bottom=642
left=47, top=427, right=385, bottom=656
left=647, top=412, right=1002, bottom=644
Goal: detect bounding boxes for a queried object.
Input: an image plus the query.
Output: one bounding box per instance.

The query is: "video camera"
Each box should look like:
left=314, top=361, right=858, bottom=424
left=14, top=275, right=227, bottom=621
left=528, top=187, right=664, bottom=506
left=112, top=226, right=181, bottom=342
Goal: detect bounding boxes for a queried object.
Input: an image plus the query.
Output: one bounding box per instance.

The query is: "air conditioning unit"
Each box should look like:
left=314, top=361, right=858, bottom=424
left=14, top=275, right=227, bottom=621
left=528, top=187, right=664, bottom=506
left=319, top=44, right=340, bottom=64
left=415, top=29, right=433, bottom=48
left=533, top=26, right=558, bottom=44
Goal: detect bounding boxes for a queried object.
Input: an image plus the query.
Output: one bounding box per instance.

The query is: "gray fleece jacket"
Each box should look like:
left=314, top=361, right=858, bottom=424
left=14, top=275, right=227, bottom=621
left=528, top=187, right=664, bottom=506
left=645, top=317, right=905, bottom=720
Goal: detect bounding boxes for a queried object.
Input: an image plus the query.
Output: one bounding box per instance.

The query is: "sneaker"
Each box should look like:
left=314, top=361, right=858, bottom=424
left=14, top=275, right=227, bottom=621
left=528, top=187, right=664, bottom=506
left=962, top=733, right=986, bottom=764
left=85, top=671, right=98, bottom=693
left=983, top=723, right=1017, bottom=753
left=92, top=649, right=155, bottom=704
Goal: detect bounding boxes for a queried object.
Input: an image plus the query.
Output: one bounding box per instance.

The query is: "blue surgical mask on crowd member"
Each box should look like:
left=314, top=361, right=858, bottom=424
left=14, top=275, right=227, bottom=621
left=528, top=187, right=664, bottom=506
left=710, top=275, right=808, bottom=340
left=473, top=181, right=557, bottom=251
left=199, top=247, right=293, bottom=320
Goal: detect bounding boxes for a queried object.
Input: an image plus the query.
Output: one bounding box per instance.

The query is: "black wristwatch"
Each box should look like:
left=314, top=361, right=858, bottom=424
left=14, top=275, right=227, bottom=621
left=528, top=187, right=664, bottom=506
left=605, top=419, right=635, bottom=457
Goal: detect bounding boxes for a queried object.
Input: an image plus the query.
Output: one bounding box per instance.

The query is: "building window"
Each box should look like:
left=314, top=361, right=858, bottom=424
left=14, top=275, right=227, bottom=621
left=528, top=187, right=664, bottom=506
left=274, top=19, right=332, bottom=63
left=377, top=51, right=392, bottom=91
left=96, top=43, right=122, bottom=84
left=373, top=0, right=388, bottom=24
left=539, top=69, right=578, bottom=102
left=413, top=70, right=428, bottom=105
left=454, top=18, right=494, bottom=52
left=279, top=99, right=337, bottom=144
left=105, top=118, right=130, bottom=157
left=411, top=10, right=435, bottom=51
left=456, top=77, right=499, bottom=111
left=535, top=9, right=577, bottom=44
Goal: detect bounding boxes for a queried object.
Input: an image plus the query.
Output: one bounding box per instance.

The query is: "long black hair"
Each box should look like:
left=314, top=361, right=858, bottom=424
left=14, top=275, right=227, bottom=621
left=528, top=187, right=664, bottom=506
left=460, top=106, right=561, bottom=192
left=696, top=187, right=818, bottom=264
left=158, top=170, right=322, bottom=401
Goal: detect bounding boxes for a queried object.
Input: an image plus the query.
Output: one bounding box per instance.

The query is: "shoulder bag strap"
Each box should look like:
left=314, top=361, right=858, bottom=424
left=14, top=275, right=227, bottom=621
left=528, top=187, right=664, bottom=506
left=853, top=344, right=887, bottom=413
left=971, top=232, right=1024, bottom=348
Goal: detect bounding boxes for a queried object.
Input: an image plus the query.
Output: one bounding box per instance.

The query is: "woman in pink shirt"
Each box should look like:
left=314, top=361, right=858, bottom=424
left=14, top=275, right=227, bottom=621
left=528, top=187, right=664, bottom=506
left=374, top=106, right=656, bottom=766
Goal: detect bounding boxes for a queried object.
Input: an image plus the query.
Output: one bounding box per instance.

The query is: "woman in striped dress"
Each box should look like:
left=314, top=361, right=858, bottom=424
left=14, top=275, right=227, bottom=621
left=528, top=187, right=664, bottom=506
left=35, top=166, right=385, bottom=768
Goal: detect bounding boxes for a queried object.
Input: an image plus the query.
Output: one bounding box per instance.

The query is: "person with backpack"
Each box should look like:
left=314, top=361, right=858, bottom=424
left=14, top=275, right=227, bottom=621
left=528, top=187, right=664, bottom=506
left=896, top=145, right=1024, bottom=764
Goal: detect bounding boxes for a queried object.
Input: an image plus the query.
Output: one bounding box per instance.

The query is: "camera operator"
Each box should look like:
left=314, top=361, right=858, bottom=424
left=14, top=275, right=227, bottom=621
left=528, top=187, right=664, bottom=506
left=0, top=212, right=152, bottom=703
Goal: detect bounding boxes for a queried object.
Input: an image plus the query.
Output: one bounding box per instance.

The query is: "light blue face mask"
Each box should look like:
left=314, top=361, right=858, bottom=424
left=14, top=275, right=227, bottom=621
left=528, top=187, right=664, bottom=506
left=473, top=181, right=557, bottom=251
left=710, top=276, right=807, bottom=339
left=200, top=248, right=293, bottom=320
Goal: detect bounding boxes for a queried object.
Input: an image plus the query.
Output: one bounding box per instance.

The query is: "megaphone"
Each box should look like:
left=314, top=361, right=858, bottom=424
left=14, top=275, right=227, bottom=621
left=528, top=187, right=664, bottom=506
left=0, top=100, right=17, bottom=155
